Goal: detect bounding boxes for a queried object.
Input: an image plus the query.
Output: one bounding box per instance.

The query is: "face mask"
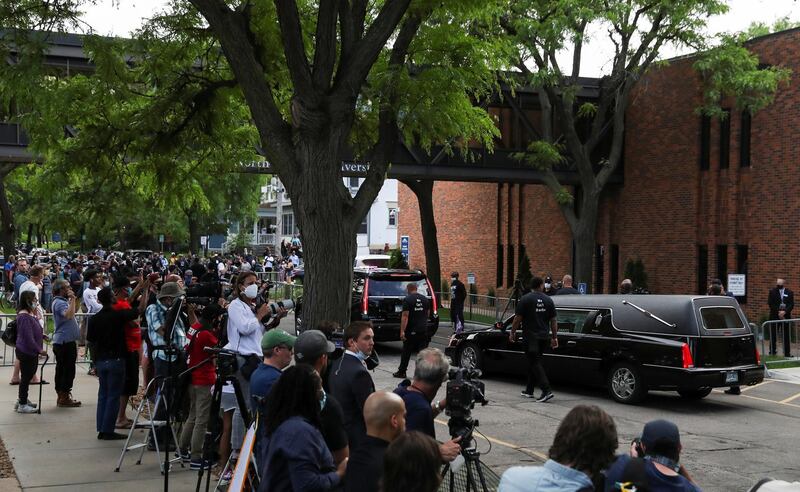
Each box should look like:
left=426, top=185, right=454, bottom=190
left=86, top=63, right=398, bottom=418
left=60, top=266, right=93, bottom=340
left=544, top=283, right=551, bottom=289
left=352, top=349, right=369, bottom=361
left=451, top=278, right=456, bottom=282
left=103, top=281, right=110, bottom=288
left=243, top=283, right=259, bottom=299
left=319, top=390, right=327, bottom=411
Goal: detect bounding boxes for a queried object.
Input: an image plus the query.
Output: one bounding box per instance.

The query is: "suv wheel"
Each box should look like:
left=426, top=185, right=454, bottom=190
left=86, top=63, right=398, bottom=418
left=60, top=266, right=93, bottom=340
left=608, top=362, right=646, bottom=404
left=677, top=388, right=713, bottom=400
left=458, top=342, right=483, bottom=371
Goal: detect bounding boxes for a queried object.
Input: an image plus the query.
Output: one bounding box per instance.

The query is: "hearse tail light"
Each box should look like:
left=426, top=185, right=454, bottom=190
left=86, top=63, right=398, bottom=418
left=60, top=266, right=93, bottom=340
left=681, top=343, right=694, bottom=369
left=362, top=279, right=370, bottom=315
left=755, top=346, right=761, bottom=365
left=425, top=278, right=438, bottom=315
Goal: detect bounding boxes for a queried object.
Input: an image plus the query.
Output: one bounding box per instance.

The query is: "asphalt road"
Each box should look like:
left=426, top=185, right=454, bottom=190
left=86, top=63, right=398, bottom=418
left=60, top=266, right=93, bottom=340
left=282, top=314, right=800, bottom=490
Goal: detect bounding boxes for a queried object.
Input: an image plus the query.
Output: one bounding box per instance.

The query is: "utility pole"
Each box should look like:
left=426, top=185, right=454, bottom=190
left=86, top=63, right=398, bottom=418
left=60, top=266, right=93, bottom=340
left=273, top=177, right=284, bottom=257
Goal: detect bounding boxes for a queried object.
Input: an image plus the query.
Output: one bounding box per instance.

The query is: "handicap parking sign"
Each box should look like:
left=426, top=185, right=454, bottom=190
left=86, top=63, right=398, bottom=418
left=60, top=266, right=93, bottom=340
left=578, top=283, right=587, bottom=294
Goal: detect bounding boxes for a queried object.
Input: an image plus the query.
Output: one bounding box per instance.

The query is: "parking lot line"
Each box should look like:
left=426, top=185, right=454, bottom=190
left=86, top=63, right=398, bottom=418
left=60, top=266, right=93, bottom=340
left=434, top=418, right=548, bottom=461
left=739, top=381, right=774, bottom=392
left=712, top=390, right=800, bottom=409
left=779, top=391, right=800, bottom=404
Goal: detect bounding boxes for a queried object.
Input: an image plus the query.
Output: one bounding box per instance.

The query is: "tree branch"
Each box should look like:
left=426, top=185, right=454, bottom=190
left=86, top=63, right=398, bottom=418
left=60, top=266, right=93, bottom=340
left=312, top=0, right=337, bottom=91
left=274, top=0, right=314, bottom=97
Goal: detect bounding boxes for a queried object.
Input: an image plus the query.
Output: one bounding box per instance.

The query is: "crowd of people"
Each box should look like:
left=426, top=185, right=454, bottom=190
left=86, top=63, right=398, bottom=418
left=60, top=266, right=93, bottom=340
left=4, top=247, right=799, bottom=491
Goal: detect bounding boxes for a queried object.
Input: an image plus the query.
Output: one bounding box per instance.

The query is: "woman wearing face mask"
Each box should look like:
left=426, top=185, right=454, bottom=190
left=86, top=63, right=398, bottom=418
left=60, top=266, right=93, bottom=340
left=257, top=364, right=347, bottom=492
left=13, top=291, right=47, bottom=413
left=224, top=272, right=283, bottom=468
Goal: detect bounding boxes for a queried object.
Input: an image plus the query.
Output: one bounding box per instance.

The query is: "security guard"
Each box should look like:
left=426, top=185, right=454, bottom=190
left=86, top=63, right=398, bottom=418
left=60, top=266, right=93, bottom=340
left=450, top=272, right=467, bottom=334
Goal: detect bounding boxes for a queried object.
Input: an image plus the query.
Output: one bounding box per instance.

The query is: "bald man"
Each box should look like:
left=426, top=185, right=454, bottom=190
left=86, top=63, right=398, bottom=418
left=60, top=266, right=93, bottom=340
left=344, top=391, right=406, bottom=492
left=554, top=274, right=580, bottom=295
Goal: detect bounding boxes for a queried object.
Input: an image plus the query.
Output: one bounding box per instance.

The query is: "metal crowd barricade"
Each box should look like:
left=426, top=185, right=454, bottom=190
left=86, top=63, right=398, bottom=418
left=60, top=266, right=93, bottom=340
left=1, top=311, right=95, bottom=368
left=758, top=318, right=800, bottom=359
left=436, top=292, right=516, bottom=324
left=255, top=271, right=280, bottom=284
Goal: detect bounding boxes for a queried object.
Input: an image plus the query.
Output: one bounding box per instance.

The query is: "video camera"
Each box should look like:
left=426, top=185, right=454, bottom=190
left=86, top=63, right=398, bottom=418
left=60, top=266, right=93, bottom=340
left=185, top=281, right=223, bottom=306
left=203, top=346, right=239, bottom=377
left=253, top=281, right=295, bottom=320
left=445, top=367, right=487, bottom=445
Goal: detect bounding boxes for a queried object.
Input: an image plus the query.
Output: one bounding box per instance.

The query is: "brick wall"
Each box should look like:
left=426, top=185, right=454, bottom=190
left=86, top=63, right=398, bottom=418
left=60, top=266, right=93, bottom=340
left=399, top=28, right=800, bottom=323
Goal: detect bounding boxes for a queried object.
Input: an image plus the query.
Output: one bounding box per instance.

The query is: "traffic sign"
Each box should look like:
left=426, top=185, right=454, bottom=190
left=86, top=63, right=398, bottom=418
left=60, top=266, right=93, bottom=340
left=200, top=236, right=208, bottom=246
left=578, top=283, right=587, bottom=294
left=400, top=235, right=409, bottom=261
left=159, top=234, right=165, bottom=243
left=467, top=273, right=476, bottom=284
left=52, top=232, right=61, bottom=242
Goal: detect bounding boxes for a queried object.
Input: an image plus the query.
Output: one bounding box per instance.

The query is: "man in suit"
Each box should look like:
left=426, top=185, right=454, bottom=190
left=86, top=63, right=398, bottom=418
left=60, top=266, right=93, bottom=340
left=768, top=278, right=794, bottom=356
left=328, top=321, right=375, bottom=451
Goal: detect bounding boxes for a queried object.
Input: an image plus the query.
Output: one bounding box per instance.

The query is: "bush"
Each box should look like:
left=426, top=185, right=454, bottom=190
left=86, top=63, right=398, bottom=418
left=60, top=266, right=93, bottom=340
left=440, top=278, right=450, bottom=301
left=469, top=283, right=478, bottom=304
left=487, top=286, right=496, bottom=307
left=387, top=248, right=409, bottom=269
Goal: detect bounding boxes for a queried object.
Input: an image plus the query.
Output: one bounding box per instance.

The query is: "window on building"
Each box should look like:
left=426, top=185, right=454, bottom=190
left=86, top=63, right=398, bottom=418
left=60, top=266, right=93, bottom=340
left=388, top=208, right=397, bottom=227
left=700, top=115, right=711, bottom=170
left=282, top=213, right=294, bottom=236
left=358, top=214, right=368, bottom=234
left=720, top=109, right=731, bottom=169
left=609, top=245, right=619, bottom=294
left=594, top=244, right=604, bottom=294
left=736, top=244, right=748, bottom=304
left=496, top=245, right=504, bottom=287
left=697, top=245, right=708, bottom=295
left=506, top=245, right=515, bottom=287
left=740, top=111, right=751, bottom=168
left=716, top=244, right=727, bottom=284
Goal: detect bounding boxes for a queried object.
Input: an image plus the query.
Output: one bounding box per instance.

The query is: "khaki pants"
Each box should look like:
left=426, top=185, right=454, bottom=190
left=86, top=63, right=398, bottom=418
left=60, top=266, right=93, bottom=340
left=179, top=384, right=214, bottom=459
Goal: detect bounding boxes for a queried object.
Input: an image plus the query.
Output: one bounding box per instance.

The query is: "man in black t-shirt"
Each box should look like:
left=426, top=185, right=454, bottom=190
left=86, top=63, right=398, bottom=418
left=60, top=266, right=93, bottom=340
left=393, top=283, right=430, bottom=378
left=449, top=272, right=467, bottom=334
left=510, top=276, right=558, bottom=402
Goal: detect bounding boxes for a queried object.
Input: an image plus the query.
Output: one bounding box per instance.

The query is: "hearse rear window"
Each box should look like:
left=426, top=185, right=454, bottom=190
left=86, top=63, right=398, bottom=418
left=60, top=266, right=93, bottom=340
left=700, top=307, right=744, bottom=330
left=368, top=278, right=429, bottom=297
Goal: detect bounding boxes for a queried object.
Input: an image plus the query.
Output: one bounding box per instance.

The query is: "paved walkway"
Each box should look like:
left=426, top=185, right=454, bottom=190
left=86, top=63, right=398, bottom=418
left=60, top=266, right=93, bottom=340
left=0, top=360, right=201, bottom=491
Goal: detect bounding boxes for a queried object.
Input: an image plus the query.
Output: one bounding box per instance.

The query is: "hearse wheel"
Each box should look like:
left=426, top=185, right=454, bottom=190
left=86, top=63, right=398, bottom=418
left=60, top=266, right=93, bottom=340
left=677, top=388, right=713, bottom=400
left=458, top=342, right=483, bottom=372
left=608, top=362, right=647, bottom=404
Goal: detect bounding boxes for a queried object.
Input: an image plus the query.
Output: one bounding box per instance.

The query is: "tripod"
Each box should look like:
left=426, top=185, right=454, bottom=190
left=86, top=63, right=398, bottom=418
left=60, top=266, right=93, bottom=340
left=195, top=347, right=255, bottom=492
left=440, top=436, right=496, bottom=492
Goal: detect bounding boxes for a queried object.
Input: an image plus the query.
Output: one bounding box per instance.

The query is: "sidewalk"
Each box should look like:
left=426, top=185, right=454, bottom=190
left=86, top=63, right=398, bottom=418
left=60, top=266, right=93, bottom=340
left=766, top=366, right=800, bottom=384
left=0, top=361, right=200, bottom=491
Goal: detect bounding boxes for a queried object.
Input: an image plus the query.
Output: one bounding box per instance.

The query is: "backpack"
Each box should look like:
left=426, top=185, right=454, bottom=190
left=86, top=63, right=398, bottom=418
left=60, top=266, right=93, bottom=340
left=1, top=320, right=18, bottom=347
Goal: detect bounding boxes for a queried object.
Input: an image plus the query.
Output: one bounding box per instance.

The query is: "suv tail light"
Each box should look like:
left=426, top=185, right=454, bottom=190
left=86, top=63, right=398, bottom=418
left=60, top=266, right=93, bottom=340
left=681, top=343, right=694, bottom=369
left=362, top=279, right=370, bottom=316
left=755, top=345, right=761, bottom=365
left=425, top=278, right=438, bottom=315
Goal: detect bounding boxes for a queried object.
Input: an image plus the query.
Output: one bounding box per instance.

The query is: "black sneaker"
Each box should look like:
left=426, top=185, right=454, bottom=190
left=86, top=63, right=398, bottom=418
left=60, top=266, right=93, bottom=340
left=724, top=387, right=741, bottom=395
left=536, top=392, right=555, bottom=403
left=392, top=371, right=407, bottom=379
left=520, top=391, right=535, bottom=398
left=99, top=432, right=128, bottom=440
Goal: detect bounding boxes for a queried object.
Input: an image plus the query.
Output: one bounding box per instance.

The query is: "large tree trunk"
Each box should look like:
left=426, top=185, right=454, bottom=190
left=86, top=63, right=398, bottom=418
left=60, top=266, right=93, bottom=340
left=570, top=194, right=600, bottom=293
left=289, top=153, right=359, bottom=331
left=186, top=210, right=199, bottom=255
left=402, top=179, right=441, bottom=291
left=26, top=223, right=33, bottom=246
left=0, top=176, right=17, bottom=258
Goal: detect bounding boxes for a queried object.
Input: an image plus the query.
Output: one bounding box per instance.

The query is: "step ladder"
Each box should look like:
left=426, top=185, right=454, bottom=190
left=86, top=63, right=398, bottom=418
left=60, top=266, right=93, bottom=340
left=114, top=376, right=184, bottom=474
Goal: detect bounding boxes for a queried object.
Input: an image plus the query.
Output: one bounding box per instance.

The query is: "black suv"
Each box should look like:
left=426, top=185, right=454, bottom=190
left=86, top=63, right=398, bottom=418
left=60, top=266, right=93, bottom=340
left=296, top=269, right=439, bottom=342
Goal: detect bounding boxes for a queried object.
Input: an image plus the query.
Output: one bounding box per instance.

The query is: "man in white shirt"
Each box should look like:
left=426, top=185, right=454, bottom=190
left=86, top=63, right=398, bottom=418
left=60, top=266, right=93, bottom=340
left=81, top=269, right=105, bottom=375
left=224, top=271, right=287, bottom=463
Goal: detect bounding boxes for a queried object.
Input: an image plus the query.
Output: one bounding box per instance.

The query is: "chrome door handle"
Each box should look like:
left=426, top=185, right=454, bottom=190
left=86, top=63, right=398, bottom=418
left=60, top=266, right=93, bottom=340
left=567, top=340, right=577, bottom=345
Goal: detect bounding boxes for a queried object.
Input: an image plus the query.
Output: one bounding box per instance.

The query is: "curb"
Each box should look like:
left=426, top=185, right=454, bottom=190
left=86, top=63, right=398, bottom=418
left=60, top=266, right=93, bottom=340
left=765, top=368, right=800, bottom=384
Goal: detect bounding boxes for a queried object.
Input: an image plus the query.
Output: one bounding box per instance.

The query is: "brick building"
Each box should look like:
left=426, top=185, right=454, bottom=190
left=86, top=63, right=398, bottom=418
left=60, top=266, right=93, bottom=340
left=398, top=28, right=800, bottom=321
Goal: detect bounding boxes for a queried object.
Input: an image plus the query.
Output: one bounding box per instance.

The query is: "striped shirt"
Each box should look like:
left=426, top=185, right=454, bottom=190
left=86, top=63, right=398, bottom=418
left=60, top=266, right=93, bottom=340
left=145, top=301, right=187, bottom=361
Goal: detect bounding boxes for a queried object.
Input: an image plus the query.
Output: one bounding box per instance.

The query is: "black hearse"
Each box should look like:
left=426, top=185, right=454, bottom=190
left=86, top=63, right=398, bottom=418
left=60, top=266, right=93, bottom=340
left=445, top=295, right=764, bottom=404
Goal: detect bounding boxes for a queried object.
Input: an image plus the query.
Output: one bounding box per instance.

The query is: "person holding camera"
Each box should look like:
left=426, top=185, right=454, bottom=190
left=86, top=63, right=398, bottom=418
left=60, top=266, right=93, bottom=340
left=605, top=419, right=701, bottom=492
left=393, top=348, right=461, bottom=462
left=225, top=271, right=287, bottom=463
left=510, top=276, right=557, bottom=403
left=51, top=279, right=82, bottom=408
left=145, top=281, right=193, bottom=449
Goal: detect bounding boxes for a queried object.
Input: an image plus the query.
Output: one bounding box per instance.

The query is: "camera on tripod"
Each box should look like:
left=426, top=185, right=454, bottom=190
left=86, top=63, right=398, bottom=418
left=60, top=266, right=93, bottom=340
left=203, top=346, right=239, bottom=378
left=445, top=367, right=487, bottom=445
left=185, top=281, right=223, bottom=306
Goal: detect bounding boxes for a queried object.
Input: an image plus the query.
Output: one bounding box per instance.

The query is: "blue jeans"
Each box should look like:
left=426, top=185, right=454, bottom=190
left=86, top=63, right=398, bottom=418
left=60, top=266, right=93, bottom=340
left=96, top=358, right=125, bottom=434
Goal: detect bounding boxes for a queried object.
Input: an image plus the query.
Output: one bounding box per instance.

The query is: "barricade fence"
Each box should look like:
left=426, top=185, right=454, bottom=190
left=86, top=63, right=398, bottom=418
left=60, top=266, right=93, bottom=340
left=1, top=312, right=94, bottom=368
left=436, top=291, right=517, bottom=324
left=757, top=319, right=800, bottom=361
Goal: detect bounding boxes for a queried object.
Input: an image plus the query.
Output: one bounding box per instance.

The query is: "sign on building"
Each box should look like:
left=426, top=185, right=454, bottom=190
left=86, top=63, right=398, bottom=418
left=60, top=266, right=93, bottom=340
left=400, top=235, right=409, bottom=261
left=467, top=273, right=476, bottom=285
left=578, top=283, right=587, bottom=295
left=727, top=274, right=746, bottom=296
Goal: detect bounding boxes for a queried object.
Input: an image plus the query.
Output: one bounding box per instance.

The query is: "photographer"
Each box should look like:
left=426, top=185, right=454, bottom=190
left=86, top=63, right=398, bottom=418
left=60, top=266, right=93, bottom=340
left=225, top=271, right=287, bottom=463
left=393, top=348, right=461, bottom=462
left=605, top=419, right=701, bottom=492
left=51, top=279, right=82, bottom=407
left=144, top=281, right=195, bottom=450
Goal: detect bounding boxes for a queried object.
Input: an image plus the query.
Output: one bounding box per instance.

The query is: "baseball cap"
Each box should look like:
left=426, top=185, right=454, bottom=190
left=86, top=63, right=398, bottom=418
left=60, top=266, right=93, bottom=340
left=261, top=329, right=297, bottom=350
left=294, top=330, right=338, bottom=362
left=641, top=419, right=681, bottom=449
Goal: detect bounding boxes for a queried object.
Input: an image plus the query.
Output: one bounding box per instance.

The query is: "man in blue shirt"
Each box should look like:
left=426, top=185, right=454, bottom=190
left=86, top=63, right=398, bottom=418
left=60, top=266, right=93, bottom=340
left=12, top=257, right=29, bottom=304
left=250, top=329, right=295, bottom=464
left=393, top=348, right=460, bottom=463
left=51, top=279, right=82, bottom=407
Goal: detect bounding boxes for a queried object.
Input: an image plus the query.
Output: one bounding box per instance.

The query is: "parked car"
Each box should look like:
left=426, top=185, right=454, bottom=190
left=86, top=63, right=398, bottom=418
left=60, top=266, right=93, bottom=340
left=445, top=295, right=764, bottom=404
left=295, top=268, right=439, bottom=341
